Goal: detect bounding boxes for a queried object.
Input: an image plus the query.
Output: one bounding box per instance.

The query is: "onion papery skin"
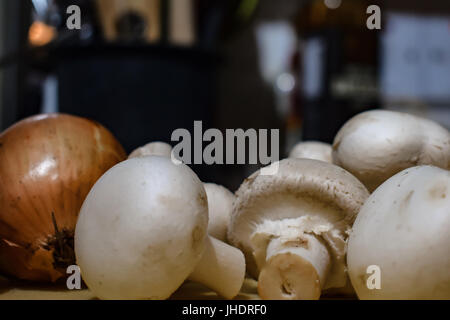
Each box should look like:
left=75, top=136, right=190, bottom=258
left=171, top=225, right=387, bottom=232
left=0, top=113, right=126, bottom=282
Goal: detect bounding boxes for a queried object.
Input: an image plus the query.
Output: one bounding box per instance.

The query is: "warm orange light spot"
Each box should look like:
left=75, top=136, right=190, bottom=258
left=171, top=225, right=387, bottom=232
left=28, top=21, right=56, bottom=47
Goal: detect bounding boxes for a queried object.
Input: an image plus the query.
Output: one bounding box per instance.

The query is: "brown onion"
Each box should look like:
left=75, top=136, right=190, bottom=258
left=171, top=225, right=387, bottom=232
left=0, top=113, right=126, bottom=282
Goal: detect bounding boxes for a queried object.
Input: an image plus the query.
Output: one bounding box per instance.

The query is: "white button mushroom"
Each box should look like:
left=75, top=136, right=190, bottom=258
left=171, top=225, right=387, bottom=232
left=228, top=158, right=369, bottom=300
left=128, top=141, right=173, bottom=159
left=289, top=141, right=333, bottom=163
left=129, top=145, right=235, bottom=243
left=203, top=183, right=235, bottom=242
left=75, top=156, right=245, bottom=300
left=332, top=110, right=450, bottom=192
left=347, top=165, right=450, bottom=300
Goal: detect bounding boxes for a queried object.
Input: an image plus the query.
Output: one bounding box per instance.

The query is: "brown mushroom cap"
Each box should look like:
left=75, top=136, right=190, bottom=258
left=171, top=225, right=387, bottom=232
left=228, top=158, right=369, bottom=290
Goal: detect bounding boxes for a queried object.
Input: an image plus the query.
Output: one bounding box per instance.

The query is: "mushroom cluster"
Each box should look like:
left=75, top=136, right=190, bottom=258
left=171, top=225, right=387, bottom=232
left=227, top=109, right=449, bottom=300
left=3, top=108, right=448, bottom=300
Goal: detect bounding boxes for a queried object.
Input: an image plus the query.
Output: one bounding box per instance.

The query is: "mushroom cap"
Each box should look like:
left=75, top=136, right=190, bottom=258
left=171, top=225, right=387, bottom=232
left=228, top=158, right=369, bottom=287
left=333, top=110, right=450, bottom=192
left=348, top=165, right=450, bottom=299
left=289, top=141, right=332, bottom=163
left=203, top=183, right=235, bottom=242
left=74, top=156, right=208, bottom=299
left=128, top=141, right=172, bottom=159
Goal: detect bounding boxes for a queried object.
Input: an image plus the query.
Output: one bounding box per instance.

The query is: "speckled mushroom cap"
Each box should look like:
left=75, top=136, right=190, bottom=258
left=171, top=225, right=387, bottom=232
left=347, top=165, right=450, bottom=299
left=75, top=156, right=208, bottom=299
left=289, top=141, right=333, bottom=163
left=228, top=158, right=369, bottom=288
left=332, top=110, right=450, bottom=192
left=128, top=141, right=173, bottom=159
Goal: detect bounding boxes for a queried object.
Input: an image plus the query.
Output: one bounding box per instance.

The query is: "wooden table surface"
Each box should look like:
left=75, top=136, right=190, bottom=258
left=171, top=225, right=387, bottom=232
left=0, top=276, right=261, bottom=300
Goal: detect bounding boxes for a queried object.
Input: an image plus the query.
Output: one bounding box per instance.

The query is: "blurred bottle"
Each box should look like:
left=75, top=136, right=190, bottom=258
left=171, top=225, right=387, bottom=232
left=294, top=0, right=380, bottom=142
left=96, top=0, right=161, bottom=42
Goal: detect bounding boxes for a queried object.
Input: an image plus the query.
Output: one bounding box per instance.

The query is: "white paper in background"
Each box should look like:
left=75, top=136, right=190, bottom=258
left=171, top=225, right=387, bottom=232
left=302, top=38, right=325, bottom=99
left=255, top=21, right=297, bottom=84
left=423, top=17, right=450, bottom=101
left=381, top=13, right=450, bottom=102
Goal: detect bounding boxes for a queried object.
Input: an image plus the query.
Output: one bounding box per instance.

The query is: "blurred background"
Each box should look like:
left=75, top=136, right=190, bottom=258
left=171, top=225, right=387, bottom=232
left=0, top=0, right=449, bottom=190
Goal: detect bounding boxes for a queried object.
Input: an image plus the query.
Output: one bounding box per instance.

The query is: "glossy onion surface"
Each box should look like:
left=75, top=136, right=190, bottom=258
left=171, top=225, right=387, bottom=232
left=0, top=114, right=126, bottom=282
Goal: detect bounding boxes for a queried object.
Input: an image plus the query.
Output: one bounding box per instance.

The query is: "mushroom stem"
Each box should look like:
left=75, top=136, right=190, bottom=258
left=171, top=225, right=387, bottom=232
left=188, top=236, right=246, bottom=299
left=257, top=234, right=331, bottom=300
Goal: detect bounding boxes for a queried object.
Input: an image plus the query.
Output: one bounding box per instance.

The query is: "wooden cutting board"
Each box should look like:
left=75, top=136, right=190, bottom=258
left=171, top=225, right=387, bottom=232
left=0, top=276, right=260, bottom=300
